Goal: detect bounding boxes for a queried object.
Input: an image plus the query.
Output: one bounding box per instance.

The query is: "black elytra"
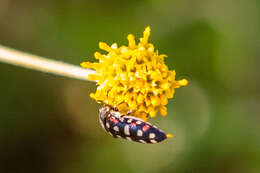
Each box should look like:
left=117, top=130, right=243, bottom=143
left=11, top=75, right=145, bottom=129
left=99, top=105, right=170, bottom=144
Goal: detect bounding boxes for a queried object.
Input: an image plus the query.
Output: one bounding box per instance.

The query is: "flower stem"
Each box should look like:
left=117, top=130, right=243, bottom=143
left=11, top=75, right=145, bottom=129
left=0, top=45, right=95, bottom=82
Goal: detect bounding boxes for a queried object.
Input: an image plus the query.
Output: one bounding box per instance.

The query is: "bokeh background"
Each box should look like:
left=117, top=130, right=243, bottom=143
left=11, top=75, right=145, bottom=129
left=0, top=0, right=260, bottom=172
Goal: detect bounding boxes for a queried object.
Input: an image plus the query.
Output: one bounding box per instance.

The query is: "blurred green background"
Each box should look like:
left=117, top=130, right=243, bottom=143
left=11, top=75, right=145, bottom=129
left=0, top=0, right=260, bottom=172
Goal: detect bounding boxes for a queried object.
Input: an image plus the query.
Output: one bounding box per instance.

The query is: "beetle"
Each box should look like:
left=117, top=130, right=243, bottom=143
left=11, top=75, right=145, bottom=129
left=99, top=104, right=172, bottom=144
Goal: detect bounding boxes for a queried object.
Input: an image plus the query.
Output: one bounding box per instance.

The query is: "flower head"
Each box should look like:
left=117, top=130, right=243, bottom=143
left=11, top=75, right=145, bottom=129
left=81, top=26, right=188, bottom=120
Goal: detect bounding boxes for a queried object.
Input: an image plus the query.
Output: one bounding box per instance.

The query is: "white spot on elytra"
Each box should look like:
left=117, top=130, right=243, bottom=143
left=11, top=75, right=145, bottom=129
left=149, top=133, right=155, bottom=139
left=136, top=121, right=142, bottom=125
left=106, top=122, right=110, bottom=128
left=113, top=126, right=119, bottom=132
left=112, top=111, right=121, bottom=118
left=137, top=130, right=143, bottom=137
left=139, top=140, right=146, bottom=143
left=127, top=119, right=132, bottom=123
left=124, top=125, right=130, bottom=135
left=123, top=116, right=143, bottom=122
left=150, top=139, right=157, bottom=143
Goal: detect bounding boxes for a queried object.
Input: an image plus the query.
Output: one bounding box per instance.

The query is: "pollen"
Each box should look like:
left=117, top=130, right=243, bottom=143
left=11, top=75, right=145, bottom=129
left=81, top=26, right=188, bottom=120
left=166, top=134, right=174, bottom=138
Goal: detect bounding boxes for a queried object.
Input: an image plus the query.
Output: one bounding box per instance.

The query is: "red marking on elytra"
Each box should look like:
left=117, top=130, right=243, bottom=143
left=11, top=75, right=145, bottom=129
left=109, top=116, right=119, bottom=123
left=142, top=125, right=150, bottom=132
left=130, top=122, right=136, bottom=127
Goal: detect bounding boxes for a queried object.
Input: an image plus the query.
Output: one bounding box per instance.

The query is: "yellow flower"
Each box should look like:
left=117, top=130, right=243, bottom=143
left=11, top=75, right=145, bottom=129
left=81, top=26, right=188, bottom=120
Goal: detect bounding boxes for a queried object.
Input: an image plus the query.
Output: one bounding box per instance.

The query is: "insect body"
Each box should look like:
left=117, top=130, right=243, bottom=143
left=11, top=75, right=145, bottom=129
left=99, top=105, right=172, bottom=144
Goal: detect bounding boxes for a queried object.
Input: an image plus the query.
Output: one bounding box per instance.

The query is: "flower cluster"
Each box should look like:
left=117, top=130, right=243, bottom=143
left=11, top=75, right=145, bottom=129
left=81, top=27, right=188, bottom=120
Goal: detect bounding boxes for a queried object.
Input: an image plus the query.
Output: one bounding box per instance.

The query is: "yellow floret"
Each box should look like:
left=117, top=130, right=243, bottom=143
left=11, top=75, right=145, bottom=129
left=81, top=26, right=188, bottom=120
